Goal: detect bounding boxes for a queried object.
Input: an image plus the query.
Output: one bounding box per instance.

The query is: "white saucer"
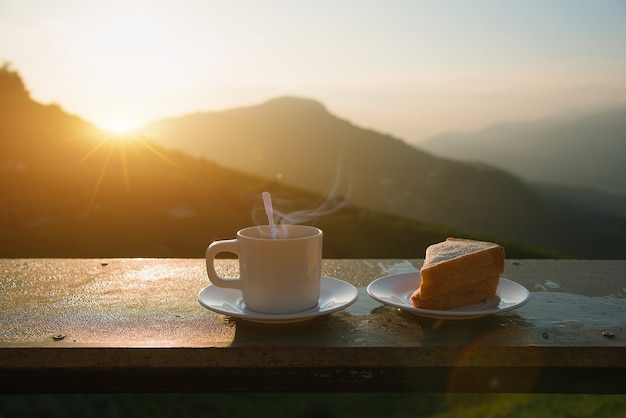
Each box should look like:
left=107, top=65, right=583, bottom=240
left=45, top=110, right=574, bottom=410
left=198, top=277, right=358, bottom=324
left=367, top=272, right=530, bottom=320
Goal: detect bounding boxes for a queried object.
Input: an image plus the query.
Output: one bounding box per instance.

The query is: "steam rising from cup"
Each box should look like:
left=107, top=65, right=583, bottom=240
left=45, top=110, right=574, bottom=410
left=254, top=159, right=351, bottom=232
left=262, top=191, right=277, bottom=239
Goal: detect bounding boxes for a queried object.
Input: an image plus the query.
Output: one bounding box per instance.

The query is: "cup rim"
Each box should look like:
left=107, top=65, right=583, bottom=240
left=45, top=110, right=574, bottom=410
left=238, top=225, right=322, bottom=240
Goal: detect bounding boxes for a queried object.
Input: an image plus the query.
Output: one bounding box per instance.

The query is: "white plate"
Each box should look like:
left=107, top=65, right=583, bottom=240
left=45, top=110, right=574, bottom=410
left=198, top=277, right=358, bottom=324
left=367, top=272, right=530, bottom=320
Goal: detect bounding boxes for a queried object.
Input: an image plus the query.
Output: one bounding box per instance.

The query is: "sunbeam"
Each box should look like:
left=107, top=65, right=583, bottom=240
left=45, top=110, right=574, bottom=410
left=86, top=141, right=115, bottom=215
left=77, top=128, right=180, bottom=215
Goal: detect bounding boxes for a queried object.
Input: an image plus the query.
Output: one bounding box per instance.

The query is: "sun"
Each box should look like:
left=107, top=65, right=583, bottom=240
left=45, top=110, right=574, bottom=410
left=97, top=119, right=141, bottom=136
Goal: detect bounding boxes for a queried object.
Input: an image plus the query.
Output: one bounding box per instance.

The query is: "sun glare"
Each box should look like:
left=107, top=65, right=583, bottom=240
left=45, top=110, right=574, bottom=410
left=98, top=119, right=140, bottom=136
left=80, top=119, right=178, bottom=214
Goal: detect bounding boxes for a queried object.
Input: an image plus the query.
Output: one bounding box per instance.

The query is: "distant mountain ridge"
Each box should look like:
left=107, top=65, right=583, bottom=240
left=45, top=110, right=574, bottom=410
left=144, top=96, right=626, bottom=258
left=418, top=105, right=626, bottom=196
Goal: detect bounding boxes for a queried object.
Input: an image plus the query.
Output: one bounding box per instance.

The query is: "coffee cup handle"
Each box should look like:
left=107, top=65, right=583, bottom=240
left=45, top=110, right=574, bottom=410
left=205, top=239, right=242, bottom=290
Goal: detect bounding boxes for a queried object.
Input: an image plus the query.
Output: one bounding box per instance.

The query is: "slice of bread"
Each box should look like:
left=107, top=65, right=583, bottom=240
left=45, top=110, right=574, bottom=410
left=410, top=238, right=504, bottom=309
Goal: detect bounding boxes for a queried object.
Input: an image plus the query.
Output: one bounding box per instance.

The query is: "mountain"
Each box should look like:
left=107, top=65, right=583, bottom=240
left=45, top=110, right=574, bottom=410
left=2, top=66, right=552, bottom=259
left=0, top=65, right=267, bottom=257
left=418, top=105, right=626, bottom=196
left=143, top=97, right=626, bottom=258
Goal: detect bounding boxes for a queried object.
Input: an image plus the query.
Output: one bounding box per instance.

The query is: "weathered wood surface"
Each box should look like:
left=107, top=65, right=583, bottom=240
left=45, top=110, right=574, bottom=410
left=1, top=259, right=624, bottom=393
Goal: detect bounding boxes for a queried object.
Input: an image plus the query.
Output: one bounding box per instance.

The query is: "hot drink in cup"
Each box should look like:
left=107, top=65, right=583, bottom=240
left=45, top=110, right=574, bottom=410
left=205, top=225, right=323, bottom=314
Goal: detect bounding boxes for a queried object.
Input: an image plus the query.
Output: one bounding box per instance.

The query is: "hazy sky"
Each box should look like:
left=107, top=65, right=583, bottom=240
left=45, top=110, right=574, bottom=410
left=2, top=0, right=626, bottom=141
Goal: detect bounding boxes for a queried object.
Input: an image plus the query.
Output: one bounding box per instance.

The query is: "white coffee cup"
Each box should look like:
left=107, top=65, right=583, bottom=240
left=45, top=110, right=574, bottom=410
left=205, top=225, right=323, bottom=314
